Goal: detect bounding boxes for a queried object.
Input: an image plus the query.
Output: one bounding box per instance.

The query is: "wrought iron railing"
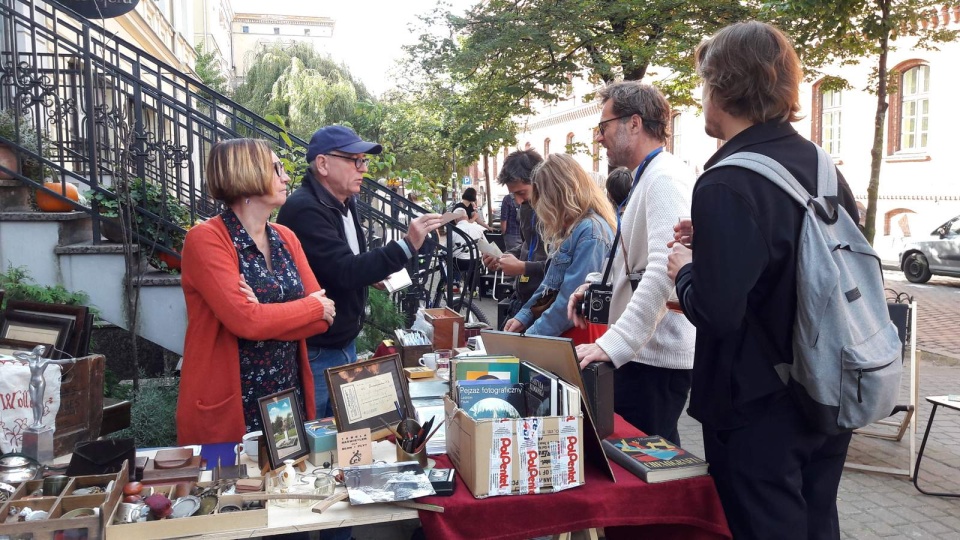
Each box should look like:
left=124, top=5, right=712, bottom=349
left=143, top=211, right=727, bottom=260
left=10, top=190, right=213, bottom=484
left=0, top=0, right=480, bottom=312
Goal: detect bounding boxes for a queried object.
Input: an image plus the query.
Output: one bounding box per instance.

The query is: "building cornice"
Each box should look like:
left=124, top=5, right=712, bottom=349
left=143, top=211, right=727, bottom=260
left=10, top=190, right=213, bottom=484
left=233, top=13, right=334, bottom=26
left=523, top=102, right=602, bottom=133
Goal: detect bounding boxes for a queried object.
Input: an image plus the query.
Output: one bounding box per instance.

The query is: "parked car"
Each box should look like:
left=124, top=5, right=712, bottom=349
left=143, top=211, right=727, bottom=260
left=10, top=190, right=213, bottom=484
left=899, top=213, right=960, bottom=283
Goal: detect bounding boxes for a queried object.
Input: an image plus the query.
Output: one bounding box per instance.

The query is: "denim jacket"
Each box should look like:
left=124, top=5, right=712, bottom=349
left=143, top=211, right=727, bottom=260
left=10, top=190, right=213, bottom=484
left=515, top=212, right=613, bottom=336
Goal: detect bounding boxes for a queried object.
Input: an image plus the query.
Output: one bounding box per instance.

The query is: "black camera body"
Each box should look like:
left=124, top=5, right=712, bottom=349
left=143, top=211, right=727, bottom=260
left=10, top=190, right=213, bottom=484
left=577, top=283, right=613, bottom=325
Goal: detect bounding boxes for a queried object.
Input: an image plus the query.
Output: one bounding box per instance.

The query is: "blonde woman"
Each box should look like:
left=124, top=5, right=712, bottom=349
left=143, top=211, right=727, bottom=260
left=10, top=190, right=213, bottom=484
left=503, top=153, right=615, bottom=336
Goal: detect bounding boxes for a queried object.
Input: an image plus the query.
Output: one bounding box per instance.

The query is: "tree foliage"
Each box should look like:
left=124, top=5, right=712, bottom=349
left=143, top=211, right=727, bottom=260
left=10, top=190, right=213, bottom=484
left=193, top=44, right=227, bottom=94
left=233, top=42, right=373, bottom=140
left=408, top=0, right=755, bottom=115
left=764, top=0, right=958, bottom=244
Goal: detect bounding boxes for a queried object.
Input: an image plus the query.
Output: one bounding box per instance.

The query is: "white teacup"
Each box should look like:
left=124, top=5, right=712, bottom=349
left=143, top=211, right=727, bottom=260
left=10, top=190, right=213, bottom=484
left=419, top=353, right=439, bottom=370
left=242, top=431, right=262, bottom=458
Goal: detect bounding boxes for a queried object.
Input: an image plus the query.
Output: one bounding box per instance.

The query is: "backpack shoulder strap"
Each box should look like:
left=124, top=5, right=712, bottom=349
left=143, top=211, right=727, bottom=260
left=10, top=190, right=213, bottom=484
left=711, top=152, right=810, bottom=208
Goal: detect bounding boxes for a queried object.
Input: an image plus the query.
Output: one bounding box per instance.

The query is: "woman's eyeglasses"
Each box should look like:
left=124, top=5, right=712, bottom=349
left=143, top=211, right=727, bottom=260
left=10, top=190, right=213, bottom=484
left=273, top=161, right=285, bottom=177
left=323, top=153, right=371, bottom=170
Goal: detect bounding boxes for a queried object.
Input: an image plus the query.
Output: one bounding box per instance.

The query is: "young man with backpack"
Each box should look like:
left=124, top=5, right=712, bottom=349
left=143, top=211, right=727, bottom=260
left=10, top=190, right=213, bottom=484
left=667, top=22, right=888, bottom=539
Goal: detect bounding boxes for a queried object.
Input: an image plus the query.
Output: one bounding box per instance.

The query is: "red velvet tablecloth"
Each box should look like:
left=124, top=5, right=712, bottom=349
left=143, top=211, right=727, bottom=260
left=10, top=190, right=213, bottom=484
left=416, top=416, right=731, bottom=540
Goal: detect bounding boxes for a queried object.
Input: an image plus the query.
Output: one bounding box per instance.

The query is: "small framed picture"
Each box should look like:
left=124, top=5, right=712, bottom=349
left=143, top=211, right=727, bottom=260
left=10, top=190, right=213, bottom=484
left=257, top=388, right=309, bottom=470
left=0, top=338, right=55, bottom=358
left=0, top=311, right=75, bottom=357
left=4, top=301, right=90, bottom=357
left=326, top=353, right=414, bottom=441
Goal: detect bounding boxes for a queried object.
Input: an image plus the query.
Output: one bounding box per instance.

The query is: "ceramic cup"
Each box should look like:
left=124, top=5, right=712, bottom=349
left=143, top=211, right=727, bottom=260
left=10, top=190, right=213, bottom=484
left=242, top=431, right=262, bottom=458
left=419, top=353, right=439, bottom=370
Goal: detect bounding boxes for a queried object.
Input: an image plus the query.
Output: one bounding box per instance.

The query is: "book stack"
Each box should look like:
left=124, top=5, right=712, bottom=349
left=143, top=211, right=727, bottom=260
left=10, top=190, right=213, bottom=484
left=450, top=356, right=581, bottom=420
left=601, top=435, right=709, bottom=483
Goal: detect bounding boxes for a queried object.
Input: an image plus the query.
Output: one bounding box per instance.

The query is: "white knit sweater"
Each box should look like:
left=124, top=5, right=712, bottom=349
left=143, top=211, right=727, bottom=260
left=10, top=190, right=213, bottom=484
left=595, top=151, right=697, bottom=370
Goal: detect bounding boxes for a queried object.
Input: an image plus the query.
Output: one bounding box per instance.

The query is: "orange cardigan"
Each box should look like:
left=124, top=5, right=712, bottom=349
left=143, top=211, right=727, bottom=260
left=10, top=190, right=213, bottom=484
left=176, top=217, right=329, bottom=445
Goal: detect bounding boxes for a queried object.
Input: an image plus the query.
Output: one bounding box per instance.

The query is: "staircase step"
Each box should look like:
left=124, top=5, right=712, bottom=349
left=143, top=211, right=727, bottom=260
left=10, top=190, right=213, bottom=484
left=133, top=270, right=181, bottom=287
left=0, top=179, right=32, bottom=211
left=56, top=240, right=140, bottom=255
left=0, top=209, right=94, bottom=245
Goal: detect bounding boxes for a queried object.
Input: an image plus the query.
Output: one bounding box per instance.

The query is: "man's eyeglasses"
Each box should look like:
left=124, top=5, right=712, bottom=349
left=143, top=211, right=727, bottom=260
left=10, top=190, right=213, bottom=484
left=597, top=113, right=636, bottom=136
left=273, top=161, right=285, bottom=177
left=323, top=153, right=371, bottom=170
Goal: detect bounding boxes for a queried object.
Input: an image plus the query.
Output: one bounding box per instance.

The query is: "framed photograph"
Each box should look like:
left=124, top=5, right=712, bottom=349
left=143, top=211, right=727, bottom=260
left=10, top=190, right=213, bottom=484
left=4, top=301, right=90, bottom=358
left=0, top=311, right=75, bottom=357
left=0, top=338, right=55, bottom=358
left=326, top=353, right=415, bottom=441
left=257, top=388, right=309, bottom=470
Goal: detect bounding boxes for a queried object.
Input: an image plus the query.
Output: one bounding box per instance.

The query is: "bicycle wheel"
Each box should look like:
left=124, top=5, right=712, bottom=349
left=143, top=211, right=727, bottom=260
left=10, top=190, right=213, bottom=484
left=448, top=296, right=490, bottom=325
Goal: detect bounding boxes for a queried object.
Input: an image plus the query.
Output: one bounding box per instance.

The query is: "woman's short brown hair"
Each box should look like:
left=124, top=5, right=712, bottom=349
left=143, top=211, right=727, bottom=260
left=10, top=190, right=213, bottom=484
left=206, top=138, right=274, bottom=203
left=696, top=21, right=802, bottom=124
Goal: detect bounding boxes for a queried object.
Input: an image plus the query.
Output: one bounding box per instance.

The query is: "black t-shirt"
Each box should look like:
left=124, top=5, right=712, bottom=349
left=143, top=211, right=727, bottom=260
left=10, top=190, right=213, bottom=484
left=453, top=202, right=474, bottom=219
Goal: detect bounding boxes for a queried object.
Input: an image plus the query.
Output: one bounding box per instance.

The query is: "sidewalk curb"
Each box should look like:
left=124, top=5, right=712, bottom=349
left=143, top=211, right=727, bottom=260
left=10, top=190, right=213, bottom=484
left=919, top=350, right=960, bottom=367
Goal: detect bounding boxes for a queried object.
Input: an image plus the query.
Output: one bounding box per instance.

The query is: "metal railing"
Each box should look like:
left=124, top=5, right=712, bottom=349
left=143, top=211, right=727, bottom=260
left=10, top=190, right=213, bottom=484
left=0, top=0, right=479, bottom=312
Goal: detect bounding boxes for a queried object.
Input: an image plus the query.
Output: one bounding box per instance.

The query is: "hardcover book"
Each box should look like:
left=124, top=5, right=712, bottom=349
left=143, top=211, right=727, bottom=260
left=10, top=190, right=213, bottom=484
left=453, top=356, right=520, bottom=383
left=520, top=361, right=558, bottom=416
left=601, top=435, right=709, bottom=483
left=456, top=381, right=525, bottom=419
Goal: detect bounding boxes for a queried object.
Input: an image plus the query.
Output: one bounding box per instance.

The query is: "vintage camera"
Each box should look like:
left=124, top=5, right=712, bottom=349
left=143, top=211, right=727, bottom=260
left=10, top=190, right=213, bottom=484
left=577, top=283, right=613, bottom=325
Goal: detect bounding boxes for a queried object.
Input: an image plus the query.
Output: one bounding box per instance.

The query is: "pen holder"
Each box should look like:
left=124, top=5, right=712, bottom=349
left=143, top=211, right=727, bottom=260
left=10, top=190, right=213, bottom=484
left=395, top=419, right=428, bottom=468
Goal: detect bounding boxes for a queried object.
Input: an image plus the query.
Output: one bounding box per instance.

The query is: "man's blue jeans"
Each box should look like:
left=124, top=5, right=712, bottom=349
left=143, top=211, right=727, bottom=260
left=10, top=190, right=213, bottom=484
left=307, top=340, right=357, bottom=418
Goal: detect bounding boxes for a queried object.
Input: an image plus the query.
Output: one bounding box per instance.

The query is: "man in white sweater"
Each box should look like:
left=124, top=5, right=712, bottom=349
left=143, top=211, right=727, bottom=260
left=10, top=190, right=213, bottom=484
left=568, top=81, right=696, bottom=444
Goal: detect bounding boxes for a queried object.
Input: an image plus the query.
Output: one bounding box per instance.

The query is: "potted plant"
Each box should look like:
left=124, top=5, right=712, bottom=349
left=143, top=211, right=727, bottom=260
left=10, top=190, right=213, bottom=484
left=87, top=178, right=190, bottom=272
left=0, top=108, right=45, bottom=182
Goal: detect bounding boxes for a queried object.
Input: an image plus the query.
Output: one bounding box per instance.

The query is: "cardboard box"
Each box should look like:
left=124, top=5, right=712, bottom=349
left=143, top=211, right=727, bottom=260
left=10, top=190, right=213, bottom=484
left=305, top=416, right=339, bottom=466
left=442, top=331, right=615, bottom=498
left=424, top=307, right=465, bottom=349
left=444, top=395, right=584, bottom=498
left=395, top=328, right=433, bottom=368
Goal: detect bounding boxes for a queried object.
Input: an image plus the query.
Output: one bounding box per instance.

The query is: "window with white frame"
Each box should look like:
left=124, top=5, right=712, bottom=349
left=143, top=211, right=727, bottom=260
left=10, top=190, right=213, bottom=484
left=900, top=65, right=930, bottom=152
left=670, top=114, right=682, bottom=159
left=821, top=89, right=842, bottom=155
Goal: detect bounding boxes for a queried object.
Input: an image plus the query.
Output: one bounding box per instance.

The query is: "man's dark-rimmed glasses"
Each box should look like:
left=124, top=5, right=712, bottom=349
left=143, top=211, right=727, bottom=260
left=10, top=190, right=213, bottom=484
left=597, top=114, right=635, bottom=136
left=323, top=153, right=371, bottom=170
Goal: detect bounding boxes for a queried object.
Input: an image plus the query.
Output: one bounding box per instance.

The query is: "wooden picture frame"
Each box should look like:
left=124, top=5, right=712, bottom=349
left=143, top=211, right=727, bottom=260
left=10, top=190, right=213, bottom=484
left=257, top=388, right=309, bottom=470
left=0, top=311, right=75, bottom=357
left=0, top=338, right=55, bottom=358
left=325, top=353, right=414, bottom=441
left=4, top=301, right=89, bottom=358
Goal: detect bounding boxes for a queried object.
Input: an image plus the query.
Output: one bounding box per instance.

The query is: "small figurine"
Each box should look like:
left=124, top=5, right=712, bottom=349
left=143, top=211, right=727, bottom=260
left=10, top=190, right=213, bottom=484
left=12, top=345, right=77, bottom=429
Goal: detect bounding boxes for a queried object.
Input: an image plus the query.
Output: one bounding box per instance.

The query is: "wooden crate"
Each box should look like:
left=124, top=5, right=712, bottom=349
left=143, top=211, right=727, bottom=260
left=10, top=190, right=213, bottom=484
left=55, top=353, right=105, bottom=456
left=0, top=461, right=125, bottom=540
left=423, top=307, right=465, bottom=349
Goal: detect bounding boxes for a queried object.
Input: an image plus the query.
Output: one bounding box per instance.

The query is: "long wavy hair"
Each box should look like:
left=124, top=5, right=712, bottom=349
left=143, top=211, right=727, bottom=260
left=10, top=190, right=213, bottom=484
left=531, top=153, right=616, bottom=253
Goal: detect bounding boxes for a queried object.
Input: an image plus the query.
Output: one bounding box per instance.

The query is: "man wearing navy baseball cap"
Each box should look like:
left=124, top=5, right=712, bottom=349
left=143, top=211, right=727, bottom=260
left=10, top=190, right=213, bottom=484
left=277, top=125, right=445, bottom=418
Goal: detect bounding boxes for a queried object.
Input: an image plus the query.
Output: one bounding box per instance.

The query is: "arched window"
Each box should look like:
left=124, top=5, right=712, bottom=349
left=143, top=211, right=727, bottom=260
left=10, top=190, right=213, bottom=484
left=887, top=60, right=930, bottom=155
left=544, top=138, right=551, bottom=155
left=565, top=132, right=575, bottom=153
left=812, top=79, right=842, bottom=155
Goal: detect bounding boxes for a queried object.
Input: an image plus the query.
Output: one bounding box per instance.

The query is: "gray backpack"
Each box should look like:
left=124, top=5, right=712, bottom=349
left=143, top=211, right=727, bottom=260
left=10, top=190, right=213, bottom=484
left=712, top=145, right=902, bottom=435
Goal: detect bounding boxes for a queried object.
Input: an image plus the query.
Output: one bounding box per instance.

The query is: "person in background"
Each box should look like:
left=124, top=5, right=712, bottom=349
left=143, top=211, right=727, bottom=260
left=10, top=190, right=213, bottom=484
left=605, top=167, right=633, bottom=210
left=276, top=125, right=445, bottom=418
left=453, top=187, right=486, bottom=227
left=667, top=22, right=860, bottom=539
left=481, top=149, right=548, bottom=327
left=450, top=207, right=487, bottom=294
left=504, top=153, right=614, bottom=337
left=567, top=81, right=696, bottom=445
left=177, top=138, right=334, bottom=445
left=500, top=193, right=521, bottom=251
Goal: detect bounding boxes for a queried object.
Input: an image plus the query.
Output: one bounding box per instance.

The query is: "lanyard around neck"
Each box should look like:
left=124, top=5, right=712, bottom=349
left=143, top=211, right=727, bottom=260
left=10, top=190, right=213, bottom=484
left=602, top=147, right=663, bottom=286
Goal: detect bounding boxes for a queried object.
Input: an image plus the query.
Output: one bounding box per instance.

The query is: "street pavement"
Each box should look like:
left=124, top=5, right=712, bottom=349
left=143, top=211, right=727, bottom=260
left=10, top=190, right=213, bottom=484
left=356, top=264, right=960, bottom=539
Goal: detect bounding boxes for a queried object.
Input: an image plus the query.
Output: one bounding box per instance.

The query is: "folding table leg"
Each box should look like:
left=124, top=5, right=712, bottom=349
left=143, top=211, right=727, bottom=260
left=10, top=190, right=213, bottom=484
left=913, top=403, right=960, bottom=497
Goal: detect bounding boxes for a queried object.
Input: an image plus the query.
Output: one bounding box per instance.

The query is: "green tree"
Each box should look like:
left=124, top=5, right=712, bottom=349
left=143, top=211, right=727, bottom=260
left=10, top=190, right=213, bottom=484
left=233, top=42, right=373, bottom=139
left=763, top=1, right=957, bottom=244
left=193, top=43, right=227, bottom=94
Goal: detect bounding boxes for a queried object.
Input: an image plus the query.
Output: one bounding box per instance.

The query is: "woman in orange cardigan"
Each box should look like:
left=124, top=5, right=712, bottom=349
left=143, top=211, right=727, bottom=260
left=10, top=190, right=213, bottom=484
left=177, top=139, right=335, bottom=445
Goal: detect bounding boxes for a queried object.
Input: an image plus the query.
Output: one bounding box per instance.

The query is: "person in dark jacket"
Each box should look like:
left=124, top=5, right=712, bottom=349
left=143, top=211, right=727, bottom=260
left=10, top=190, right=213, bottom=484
left=666, top=22, right=861, bottom=540
left=276, top=125, right=444, bottom=418
left=481, top=149, right=548, bottom=326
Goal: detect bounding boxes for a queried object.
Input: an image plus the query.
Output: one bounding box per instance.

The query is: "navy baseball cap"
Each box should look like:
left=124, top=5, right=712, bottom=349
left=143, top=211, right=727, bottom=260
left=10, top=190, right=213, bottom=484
left=306, top=125, right=383, bottom=163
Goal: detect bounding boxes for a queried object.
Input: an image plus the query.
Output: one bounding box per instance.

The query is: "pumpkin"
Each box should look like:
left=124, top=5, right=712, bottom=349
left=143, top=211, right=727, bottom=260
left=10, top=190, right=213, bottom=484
left=36, top=181, right=79, bottom=212
left=157, top=251, right=182, bottom=271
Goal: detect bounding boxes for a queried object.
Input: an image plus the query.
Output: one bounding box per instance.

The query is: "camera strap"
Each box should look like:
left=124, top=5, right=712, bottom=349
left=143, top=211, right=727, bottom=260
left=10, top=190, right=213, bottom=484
left=601, top=147, right=663, bottom=286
